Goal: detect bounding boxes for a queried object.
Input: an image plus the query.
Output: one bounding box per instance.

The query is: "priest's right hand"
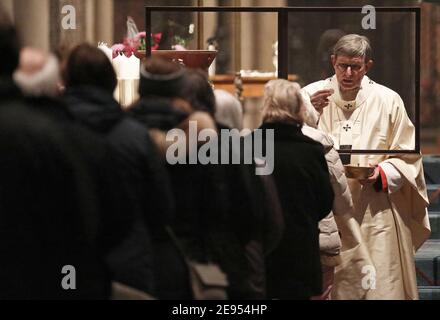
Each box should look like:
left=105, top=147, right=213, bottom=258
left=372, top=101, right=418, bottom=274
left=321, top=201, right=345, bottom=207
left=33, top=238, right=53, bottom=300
left=310, top=89, right=334, bottom=114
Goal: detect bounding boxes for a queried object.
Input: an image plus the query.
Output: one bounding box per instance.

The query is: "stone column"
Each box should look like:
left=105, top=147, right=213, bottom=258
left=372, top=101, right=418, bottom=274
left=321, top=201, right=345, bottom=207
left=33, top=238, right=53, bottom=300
left=49, top=0, right=86, bottom=52
left=85, top=0, right=96, bottom=44
left=0, top=0, right=14, bottom=21
left=202, top=0, right=218, bottom=47
left=14, top=0, right=50, bottom=51
left=240, top=6, right=256, bottom=71
left=240, top=0, right=286, bottom=130
left=256, top=0, right=285, bottom=72
left=95, top=0, right=114, bottom=45
left=240, top=0, right=285, bottom=72
left=3, top=0, right=114, bottom=53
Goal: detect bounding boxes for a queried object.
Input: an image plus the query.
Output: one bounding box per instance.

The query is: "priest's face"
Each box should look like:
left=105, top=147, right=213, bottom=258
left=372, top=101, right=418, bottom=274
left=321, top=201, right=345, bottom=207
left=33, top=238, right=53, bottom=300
left=331, top=54, right=373, bottom=93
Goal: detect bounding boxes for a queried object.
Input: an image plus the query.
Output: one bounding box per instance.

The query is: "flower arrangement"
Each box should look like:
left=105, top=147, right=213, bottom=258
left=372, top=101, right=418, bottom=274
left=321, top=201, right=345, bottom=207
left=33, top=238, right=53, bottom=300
left=111, top=31, right=191, bottom=58
left=111, top=32, right=163, bottom=58
left=110, top=16, right=195, bottom=57
left=133, top=31, right=163, bottom=51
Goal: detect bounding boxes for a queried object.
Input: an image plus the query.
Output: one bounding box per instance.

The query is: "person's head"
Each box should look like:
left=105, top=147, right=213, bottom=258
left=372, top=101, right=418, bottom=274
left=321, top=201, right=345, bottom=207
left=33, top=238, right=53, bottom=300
left=0, top=7, right=20, bottom=77
left=13, top=47, right=61, bottom=97
left=214, top=89, right=243, bottom=130
left=331, top=34, right=373, bottom=93
left=139, top=56, right=185, bottom=98
left=63, top=43, right=117, bottom=94
left=179, top=69, right=216, bottom=116
left=261, top=79, right=304, bottom=125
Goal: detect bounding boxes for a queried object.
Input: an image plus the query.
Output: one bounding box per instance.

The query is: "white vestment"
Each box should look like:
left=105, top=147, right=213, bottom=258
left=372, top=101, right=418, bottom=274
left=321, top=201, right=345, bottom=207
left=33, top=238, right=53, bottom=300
left=302, top=75, right=430, bottom=300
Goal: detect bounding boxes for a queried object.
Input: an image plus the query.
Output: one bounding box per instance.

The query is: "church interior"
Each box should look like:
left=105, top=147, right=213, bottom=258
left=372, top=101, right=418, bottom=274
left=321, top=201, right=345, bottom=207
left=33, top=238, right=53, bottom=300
left=0, top=0, right=439, bottom=301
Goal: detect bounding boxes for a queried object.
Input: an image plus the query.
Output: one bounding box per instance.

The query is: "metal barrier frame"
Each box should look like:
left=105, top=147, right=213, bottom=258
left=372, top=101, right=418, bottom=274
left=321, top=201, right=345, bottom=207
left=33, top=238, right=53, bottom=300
left=145, top=6, right=420, bottom=155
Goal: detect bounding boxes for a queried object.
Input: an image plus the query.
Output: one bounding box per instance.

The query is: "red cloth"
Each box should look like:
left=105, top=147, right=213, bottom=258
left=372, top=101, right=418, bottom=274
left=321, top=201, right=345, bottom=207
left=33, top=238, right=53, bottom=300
left=378, top=166, right=388, bottom=192
left=310, top=265, right=335, bottom=300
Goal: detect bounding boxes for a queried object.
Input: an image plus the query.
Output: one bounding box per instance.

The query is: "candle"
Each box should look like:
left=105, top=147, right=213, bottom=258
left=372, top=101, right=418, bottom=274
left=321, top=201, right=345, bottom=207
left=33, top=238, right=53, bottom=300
left=114, top=54, right=140, bottom=108
left=112, top=54, right=124, bottom=79
left=128, top=54, right=140, bottom=80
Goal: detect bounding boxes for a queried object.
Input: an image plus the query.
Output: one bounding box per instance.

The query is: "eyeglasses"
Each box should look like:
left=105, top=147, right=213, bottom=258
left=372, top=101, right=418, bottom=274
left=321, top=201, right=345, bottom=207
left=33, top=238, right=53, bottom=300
left=336, top=63, right=364, bottom=73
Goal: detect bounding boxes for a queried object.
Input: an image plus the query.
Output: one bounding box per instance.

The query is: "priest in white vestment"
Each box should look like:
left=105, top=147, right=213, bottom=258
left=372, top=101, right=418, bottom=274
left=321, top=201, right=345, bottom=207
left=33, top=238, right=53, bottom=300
left=301, top=34, right=430, bottom=300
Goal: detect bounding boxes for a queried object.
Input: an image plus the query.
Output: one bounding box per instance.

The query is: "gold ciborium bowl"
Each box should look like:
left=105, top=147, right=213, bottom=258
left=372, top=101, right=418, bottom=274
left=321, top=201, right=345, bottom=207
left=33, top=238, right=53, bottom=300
left=343, top=165, right=375, bottom=179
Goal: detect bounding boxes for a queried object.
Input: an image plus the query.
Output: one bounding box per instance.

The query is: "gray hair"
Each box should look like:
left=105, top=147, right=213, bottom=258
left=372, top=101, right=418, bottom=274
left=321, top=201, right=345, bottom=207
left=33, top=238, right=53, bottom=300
left=214, top=89, right=243, bottom=130
left=14, top=54, right=60, bottom=98
left=333, top=34, right=372, bottom=61
left=261, top=79, right=305, bottom=124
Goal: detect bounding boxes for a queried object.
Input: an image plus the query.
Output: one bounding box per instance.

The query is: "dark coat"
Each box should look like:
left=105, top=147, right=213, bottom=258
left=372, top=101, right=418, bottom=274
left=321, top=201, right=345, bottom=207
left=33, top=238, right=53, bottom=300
left=215, top=122, right=284, bottom=299
left=0, top=78, right=112, bottom=298
left=0, top=101, right=110, bottom=299
left=63, top=86, right=174, bottom=296
left=0, top=76, right=22, bottom=104
left=131, top=98, right=284, bottom=299
left=258, top=122, right=334, bottom=299
left=24, top=95, right=133, bottom=253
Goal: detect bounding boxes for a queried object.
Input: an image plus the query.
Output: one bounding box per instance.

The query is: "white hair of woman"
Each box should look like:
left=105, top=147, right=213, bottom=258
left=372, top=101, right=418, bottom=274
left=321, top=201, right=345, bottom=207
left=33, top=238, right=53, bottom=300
left=13, top=47, right=61, bottom=98
left=261, top=79, right=305, bottom=124
left=214, top=89, right=243, bottom=130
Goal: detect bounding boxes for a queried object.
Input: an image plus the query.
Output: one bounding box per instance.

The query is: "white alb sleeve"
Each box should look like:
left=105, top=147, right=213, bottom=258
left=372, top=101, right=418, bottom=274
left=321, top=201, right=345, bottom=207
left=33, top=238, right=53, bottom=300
left=379, top=162, right=404, bottom=194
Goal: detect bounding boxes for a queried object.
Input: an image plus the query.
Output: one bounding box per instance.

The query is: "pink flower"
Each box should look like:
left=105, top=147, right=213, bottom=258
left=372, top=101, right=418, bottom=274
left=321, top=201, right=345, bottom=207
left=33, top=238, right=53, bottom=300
left=111, top=43, right=126, bottom=58
left=123, top=38, right=139, bottom=57
left=112, top=31, right=164, bottom=55
left=152, top=33, right=162, bottom=45
left=124, top=46, right=136, bottom=57
left=133, top=32, right=146, bottom=42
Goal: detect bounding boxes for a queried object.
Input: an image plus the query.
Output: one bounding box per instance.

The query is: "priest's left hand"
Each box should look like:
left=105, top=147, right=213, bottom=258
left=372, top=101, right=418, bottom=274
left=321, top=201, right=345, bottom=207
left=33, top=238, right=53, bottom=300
left=359, top=166, right=380, bottom=185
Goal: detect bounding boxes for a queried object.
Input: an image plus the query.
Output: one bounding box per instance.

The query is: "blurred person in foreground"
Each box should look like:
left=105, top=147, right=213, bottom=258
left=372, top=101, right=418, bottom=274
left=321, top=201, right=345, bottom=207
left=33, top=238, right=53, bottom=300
left=13, top=45, right=137, bottom=281
left=0, top=7, right=20, bottom=104
left=62, top=44, right=174, bottom=297
left=0, top=7, right=109, bottom=299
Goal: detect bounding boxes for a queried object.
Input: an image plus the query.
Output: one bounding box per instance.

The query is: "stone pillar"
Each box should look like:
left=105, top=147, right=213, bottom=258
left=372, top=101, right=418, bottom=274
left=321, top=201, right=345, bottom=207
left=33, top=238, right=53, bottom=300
left=95, top=0, right=114, bottom=45
left=202, top=0, right=218, bottom=47
left=240, top=0, right=286, bottom=130
left=240, top=0, right=285, bottom=72
left=14, top=0, right=50, bottom=51
left=240, top=6, right=256, bottom=70
left=85, top=0, right=96, bottom=44
left=3, top=0, right=113, bottom=53
left=0, top=0, right=14, bottom=21
left=256, top=0, right=285, bottom=72
left=49, top=0, right=86, bottom=52
left=49, top=0, right=113, bottom=50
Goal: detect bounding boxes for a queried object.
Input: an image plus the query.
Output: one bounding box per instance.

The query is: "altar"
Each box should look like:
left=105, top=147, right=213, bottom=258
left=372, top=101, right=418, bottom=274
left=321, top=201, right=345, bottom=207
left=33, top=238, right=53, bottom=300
left=105, top=46, right=294, bottom=108
left=211, top=74, right=298, bottom=99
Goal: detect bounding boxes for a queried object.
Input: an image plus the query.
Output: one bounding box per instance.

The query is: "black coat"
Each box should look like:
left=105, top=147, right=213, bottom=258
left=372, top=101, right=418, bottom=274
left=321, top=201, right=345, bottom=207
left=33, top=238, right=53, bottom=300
left=64, top=86, right=174, bottom=295
left=258, top=122, right=334, bottom=299
left=0, top=76, right=21, bottom=104
left=24, top=95, right=133, bottom=253
left=0, top=101, right=110, bottom=299
left=0, top=79, right=111, bottom=299
left=131, top=98, right=284, bottom=299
